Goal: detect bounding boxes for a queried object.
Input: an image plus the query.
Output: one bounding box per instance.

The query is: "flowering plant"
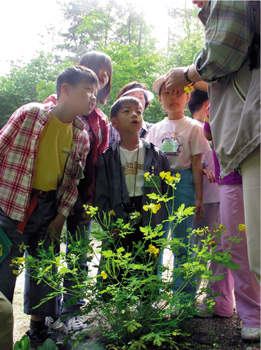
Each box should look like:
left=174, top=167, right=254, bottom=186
left=13, top=172, right=241, bottom=349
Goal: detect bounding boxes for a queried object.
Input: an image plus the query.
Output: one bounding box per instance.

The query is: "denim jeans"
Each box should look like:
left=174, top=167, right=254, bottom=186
left=158, top=168, right=196, bottom=295
left=59, top=195, right=92, bottom=319
left=0, top=192, right=58, bottom=317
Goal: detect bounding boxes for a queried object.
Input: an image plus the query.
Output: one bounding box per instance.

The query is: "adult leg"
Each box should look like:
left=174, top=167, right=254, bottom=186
left=219, top=184, right=260, bottom=328
left=241, top=145, right=260, bottom=284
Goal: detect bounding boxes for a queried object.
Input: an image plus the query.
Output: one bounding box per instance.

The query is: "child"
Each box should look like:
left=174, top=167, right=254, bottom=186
left=44, top=51, right=112, bottom=335
left=95, top=96, right=170, bottom=263
left=188, top=89, right=220, bottom=253
left=0, top=65, right=98, bottom=347
left=109, top=81, right=154, bottom=145
left=146, top=76, right=210, bottom=295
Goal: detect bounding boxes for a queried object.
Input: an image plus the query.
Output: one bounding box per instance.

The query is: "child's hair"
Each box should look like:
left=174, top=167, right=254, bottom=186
left=56, top=65, right=99, bottom=99
left=110, top=97, right=142, bottom=120
left=187, top=89, right=209, bottom=116
left=79, top=51, right=112, bottom=105
left=117, top=81, right=151, bottom=110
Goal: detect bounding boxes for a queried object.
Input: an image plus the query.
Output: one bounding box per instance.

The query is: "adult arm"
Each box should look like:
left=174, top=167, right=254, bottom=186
left=166, top=1, right=255, bottom=89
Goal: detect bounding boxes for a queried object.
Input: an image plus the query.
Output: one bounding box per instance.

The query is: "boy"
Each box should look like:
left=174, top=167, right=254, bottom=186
left=95, top=96, right=170, bottom=254
left=0, top=65, right=98, bottom=346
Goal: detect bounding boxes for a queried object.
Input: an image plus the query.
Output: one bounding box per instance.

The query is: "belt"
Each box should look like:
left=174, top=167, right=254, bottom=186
left=16, top=190, right=54, bottom=234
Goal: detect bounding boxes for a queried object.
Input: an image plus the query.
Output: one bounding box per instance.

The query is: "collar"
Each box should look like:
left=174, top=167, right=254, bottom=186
left=111, top=138, right=151, bottom=152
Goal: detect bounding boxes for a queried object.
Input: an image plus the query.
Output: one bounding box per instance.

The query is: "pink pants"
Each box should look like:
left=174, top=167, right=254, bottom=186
left=206, top=184, right=260, bottom=327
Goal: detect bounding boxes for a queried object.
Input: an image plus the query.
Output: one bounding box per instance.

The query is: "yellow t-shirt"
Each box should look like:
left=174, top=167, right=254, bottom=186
left=33, top=112, right=73, bottom=191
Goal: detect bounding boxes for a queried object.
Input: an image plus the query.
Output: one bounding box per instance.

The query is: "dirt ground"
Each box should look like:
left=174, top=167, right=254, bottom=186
left=12, top=244, right=260, bottom=350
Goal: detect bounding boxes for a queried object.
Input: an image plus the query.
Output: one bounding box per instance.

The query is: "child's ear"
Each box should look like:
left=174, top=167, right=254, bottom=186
left=61, top=83, right=71, bottom=96
left=186, top=93, right=191, bottom=103
left=111, top=117, right=118, bottom=129
left=158, top=95, right=162, bottom=104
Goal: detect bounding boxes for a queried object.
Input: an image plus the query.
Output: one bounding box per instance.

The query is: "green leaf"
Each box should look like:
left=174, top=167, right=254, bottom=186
left=42, top=338, right=57, bottom=350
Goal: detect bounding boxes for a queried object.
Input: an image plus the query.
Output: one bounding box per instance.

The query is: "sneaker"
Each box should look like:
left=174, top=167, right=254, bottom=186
left=241, top=327, right=260, bottom=341
left=62, top=316, right=88, bottom=340
left=45, top=316, right=63, bottom=330
left=26, top=327, right=51, bottom=348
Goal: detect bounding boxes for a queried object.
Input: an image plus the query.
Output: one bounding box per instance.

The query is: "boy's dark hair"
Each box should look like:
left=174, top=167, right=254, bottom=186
left=187, top=89, right=209, bottom=116
left=79, top=51, right=112, bottom=105
left=56, top=65, right=99, bottom=99
left=117, top=81, right=151, bottom=110
left=110, top=97, right=142, bottom=120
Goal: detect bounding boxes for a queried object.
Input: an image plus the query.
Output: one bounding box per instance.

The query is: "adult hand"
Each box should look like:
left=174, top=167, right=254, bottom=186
left=165, top=67, right=188, bottom=90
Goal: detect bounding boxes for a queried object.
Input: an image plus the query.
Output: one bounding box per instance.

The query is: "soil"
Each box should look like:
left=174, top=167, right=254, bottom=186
left=13, top=244, right=260, bottom=350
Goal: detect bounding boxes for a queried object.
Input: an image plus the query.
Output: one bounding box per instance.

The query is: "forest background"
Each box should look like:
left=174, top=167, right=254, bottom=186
left=0, top=0, right=205, bottom=129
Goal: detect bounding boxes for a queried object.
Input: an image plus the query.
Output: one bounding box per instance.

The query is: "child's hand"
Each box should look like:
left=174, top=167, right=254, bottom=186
left=79, top=202, right=92, bottom=224
left=194, top=199, right=204, bottom=222
left=203, top=167, right=215, bottom=183
left=44, top=213, right=66, bottom=244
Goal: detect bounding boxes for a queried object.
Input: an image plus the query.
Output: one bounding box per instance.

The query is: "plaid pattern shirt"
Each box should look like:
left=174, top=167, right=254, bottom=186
left=0, top=102, right=89, bottom=221
left=195, top=1, right=258, bottom=82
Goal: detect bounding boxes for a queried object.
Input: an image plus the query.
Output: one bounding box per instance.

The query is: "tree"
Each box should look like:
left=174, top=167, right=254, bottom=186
left=56, top=0, right=156, bottom=62
left=0, top=52, right=72, bottom=129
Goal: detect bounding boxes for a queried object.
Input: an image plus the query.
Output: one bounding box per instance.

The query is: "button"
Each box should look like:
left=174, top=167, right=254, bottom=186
left=28, top=174, right=32, bottom=177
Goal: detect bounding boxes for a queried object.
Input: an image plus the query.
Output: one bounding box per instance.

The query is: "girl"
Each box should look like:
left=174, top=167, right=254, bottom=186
left=109, top=81, right=154, bottom=145
left=43, top=51, right=112, bottom=336
left=146, top=76, right=210, bottom=295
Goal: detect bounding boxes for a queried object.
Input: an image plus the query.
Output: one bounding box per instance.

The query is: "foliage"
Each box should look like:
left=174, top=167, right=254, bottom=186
left=14, top=335, right=56, bottom=350
left=97, top=42, right=164, bottom=124
left=0, top=52, right=72, bottom=129
left=13, top=173, right=241, bottom=350
left=56, top=0, right=156, bottom=61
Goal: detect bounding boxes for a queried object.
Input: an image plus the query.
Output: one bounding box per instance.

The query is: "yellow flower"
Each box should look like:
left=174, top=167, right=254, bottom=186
left=12, top=270, right=18, bottom=275
left=11, top=259, right=16, bottom=264
left=144, top=172, right=150, bottom=179
left=101, top=271, right=108, bottom=280
left=152, top=203, right=161, bottom=214
left=175, top=173, right=181, bottom=179
left=183, top=85, right=194, bottom=94
left=18, top=257, right=25, bottom=263
left=148, top=244, right=156, bottom=254
left=219, top=224, right=224, bottom=229
left=154, top=248, right=160, bottom=258
left=148, top=244, right=159, bottom=258
left=143, top=205, right=149, bottom=211
left=160, top=171, right=166, bottom=180
left=110, top=210, right=116, bottom=216
left=208, top=240, right=216, bottom=246
left=238, top=224, right=245, bottom=232
left=165, top=173, right=175, bottom=183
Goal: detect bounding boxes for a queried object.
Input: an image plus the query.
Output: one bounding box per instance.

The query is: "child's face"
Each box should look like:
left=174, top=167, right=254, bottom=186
left=159, top=82, right=189, bottom=115
left=97, top=64, right=110, bottom=91
left=112, top=101, right=143, bottom=134
left=68, top=81, right=97, bottom=116
left=123, top=90, right=146, bottom=112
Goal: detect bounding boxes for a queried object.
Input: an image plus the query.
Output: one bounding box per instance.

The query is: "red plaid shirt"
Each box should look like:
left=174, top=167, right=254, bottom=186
left=0, top=102, right=89, bottom=221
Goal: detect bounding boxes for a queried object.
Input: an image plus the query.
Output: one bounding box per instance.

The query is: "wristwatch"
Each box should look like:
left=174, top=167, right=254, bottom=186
left=184, top=66, right=193, bottom=83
